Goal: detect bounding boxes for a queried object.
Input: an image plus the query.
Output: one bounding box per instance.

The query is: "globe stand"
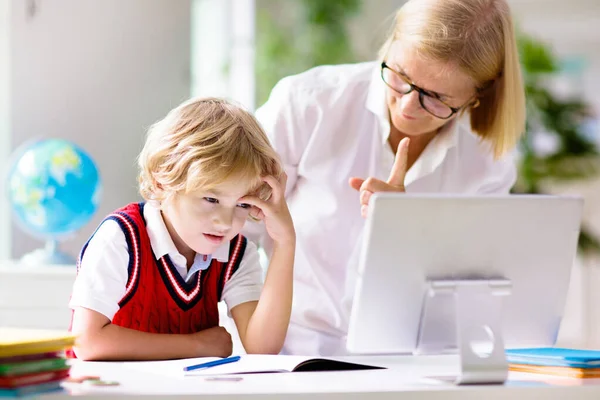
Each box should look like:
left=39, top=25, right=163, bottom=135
left=20, top=239, right=76, bottom=266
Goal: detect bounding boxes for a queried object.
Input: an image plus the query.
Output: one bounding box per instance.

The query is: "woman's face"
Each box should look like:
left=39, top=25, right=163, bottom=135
left=384, top=41, right=477, bottom=136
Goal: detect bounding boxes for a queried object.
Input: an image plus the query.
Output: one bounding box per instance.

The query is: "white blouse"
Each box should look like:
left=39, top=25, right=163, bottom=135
left=250, top=61, right=516, bottom=356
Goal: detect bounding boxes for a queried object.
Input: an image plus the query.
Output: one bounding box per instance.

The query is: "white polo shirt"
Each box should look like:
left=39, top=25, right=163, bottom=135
left=250, top=61, right=517, bottom=356
left=69, top=201, right=263, bottom=320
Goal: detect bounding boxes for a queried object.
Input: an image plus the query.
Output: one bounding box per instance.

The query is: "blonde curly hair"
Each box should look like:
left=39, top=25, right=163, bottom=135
left=138, top=97, right=282, bottom=203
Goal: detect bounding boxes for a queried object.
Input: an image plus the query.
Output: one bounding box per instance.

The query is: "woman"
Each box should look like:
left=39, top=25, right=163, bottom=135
left=251, top=0, right=525, bottom=356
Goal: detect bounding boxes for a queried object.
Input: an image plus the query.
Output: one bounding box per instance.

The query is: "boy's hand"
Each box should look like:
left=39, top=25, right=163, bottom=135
left=190, top=326, right=233, bottom=358
left=241, top=174, right=295, bottom=246
left=348, top=137, right=410, bottom=218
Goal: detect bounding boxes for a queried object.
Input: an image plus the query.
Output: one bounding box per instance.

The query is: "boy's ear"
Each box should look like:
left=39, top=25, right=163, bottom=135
left=152, top=181, right=171, bottom=205
left=153, top=180, right=165, bottom=197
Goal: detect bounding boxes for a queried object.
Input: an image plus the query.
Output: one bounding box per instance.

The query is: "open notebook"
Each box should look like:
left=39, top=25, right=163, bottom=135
left=126, top=355, right=384, bottom=377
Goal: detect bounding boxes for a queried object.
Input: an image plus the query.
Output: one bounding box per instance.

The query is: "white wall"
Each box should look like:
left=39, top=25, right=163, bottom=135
left=0, top=0, right=11, bottom=260
left=509, top=0, right=600, bottom=112
left=7, top=0, right=192, bottom=260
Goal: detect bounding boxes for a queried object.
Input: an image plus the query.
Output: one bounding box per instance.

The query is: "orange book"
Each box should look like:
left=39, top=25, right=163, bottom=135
left=510, top=363, right=600, bottom=379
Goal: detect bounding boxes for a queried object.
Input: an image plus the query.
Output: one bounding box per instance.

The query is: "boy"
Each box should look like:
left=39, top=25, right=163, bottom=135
left=68, top=97, right=295, bottom=360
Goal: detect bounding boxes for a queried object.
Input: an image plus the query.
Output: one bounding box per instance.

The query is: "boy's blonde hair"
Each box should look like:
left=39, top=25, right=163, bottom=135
left=379, top=0, right=526, bottom=159
left=138, top=97, right=282, bottom=203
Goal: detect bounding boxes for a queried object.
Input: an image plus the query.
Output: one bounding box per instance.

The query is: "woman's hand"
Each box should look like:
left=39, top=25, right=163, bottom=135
left=241, top=174, right=295, bottom=246
left=349, top=137, right=410, bottom=218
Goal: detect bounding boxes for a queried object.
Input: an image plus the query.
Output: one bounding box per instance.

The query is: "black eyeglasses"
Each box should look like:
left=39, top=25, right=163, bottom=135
left=381, top=61, right=473, bottom=119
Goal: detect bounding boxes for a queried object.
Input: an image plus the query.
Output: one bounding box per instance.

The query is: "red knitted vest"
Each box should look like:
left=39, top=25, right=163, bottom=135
left=67, top=202, right=246, bottom=357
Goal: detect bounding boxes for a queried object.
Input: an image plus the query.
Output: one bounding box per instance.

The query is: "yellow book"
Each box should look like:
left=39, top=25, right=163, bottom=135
left=0, top=328, right=76, bottom=358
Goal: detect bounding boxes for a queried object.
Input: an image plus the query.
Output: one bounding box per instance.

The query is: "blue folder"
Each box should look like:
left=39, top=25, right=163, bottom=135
left=0, top=381, right=63, bottom=398
left=506, top=348, right=600, bottom=369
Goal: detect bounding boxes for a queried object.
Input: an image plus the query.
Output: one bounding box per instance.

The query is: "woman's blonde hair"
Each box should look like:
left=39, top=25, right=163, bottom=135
left=138, top=97, right=282, bottom=202
left=380, top=0, right=525, bottom=158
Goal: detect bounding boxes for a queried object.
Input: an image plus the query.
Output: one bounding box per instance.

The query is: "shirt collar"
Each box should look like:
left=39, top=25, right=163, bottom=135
left=143, top=201, right=230, bottom=264
left=403, top=118, right=461, bottom=185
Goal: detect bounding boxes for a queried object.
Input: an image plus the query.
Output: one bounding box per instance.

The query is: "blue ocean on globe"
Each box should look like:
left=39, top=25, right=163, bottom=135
left=7, top=139, right=102, bottom=238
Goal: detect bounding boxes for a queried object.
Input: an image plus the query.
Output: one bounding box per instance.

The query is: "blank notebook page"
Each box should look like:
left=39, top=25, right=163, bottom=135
left=125, top=355, right=317, bottom=377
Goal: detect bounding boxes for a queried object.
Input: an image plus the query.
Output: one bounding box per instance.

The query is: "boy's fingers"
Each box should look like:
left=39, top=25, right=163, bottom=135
left=250, top=206, right=264, bottom=220
left=241, top=195, right=268, bottom=212
left=262, top=175, right=284, bottom=202
left=279, top=172, right=288, bottom=191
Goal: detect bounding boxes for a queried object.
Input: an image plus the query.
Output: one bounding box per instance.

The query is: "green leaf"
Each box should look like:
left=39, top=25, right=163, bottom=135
left=518, top=33, right=558, bottom=75
left=516, top=32, right=600, bottom=254
left=255, top=0, right=362, bottom=106
left=578, top=229, right=600, bottom=256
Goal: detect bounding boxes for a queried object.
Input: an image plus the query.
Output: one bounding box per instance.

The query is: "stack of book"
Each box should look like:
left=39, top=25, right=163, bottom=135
left=0, top=328, right=76, bottom=397
left=506, top=348, right=600, bottom=379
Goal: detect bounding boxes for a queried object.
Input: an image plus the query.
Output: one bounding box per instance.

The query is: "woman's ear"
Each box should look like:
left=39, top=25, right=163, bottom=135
left=459, top=98, right=480, bottom=117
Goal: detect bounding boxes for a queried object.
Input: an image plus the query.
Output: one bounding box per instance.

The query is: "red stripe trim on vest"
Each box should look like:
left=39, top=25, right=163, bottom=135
left=158, top=257, right=202, bottom=302
left=224, top=235, right=244, bottom=283
left=111, top=213, right=141, bottom=300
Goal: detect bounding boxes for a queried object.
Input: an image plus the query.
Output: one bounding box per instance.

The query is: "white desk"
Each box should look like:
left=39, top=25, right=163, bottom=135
left=39, top=355, right=600, bottom=399
left=2, top=264, right=600, bottom=398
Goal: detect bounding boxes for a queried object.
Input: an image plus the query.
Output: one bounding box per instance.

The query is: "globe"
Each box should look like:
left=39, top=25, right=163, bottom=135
left=6, top=139, right=102, bottom=265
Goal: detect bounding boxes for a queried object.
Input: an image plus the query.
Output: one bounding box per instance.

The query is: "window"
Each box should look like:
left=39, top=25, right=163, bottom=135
left=191, top=0, right=256, bottom=110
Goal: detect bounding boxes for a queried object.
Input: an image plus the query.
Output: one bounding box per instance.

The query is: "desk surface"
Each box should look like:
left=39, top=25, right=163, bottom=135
left=40, top=355, right=600, bottom=399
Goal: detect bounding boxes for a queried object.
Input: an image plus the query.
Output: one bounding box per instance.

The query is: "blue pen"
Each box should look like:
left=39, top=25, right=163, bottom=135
left=183, top=355, right=241, bottom=372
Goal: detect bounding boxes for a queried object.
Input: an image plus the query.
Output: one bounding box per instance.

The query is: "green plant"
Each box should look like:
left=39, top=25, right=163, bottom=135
left=255, top=0, right=361, bottom=106
left=515, top=33, right=600, bottom=254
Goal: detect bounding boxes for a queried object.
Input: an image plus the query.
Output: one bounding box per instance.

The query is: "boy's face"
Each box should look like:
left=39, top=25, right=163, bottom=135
left=161, top=176, right=254, bottom=258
